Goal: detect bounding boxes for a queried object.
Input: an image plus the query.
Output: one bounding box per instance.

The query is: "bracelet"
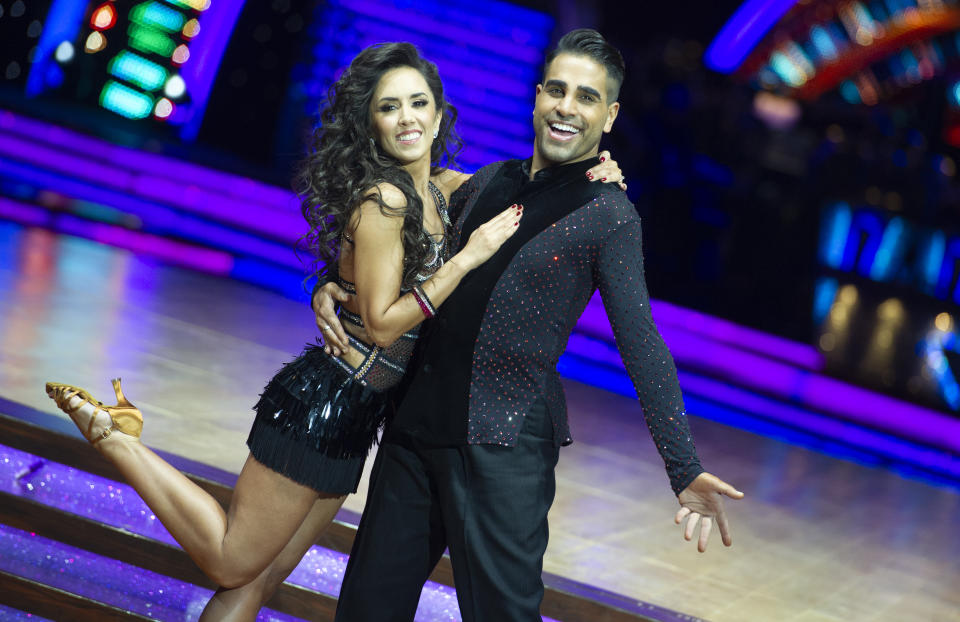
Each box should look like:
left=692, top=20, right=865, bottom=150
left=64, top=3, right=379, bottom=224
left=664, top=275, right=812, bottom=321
left=412, top=284, right=436, bottom=319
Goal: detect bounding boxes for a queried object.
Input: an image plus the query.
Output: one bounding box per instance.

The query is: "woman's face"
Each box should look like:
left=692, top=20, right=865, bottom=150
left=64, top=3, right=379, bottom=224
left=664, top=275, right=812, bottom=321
left=369, top=66, right=441, bottom=166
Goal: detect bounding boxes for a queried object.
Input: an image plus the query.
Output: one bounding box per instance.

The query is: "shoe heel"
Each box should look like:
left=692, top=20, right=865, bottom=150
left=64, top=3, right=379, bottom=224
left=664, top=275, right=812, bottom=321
left=111, top=378, right=135, bottom=409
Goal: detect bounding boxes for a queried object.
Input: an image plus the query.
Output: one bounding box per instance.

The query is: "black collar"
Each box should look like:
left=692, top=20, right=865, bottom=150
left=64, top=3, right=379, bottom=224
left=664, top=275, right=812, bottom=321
left=506, top=156, right=601, bottom=185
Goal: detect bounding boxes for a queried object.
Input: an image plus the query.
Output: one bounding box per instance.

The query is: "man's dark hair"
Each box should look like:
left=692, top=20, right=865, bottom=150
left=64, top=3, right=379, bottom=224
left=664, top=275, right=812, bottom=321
left=543, top=28, right=625, bottom=103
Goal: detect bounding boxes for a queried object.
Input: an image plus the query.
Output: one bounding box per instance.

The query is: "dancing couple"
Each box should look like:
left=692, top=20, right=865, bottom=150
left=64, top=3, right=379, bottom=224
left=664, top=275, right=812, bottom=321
left=47, top=29, right=742, bottom=621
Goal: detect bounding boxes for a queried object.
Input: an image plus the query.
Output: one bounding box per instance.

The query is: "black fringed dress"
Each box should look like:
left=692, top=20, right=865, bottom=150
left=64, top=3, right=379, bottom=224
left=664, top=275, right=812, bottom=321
left=245, top=182, right=449, bottom=495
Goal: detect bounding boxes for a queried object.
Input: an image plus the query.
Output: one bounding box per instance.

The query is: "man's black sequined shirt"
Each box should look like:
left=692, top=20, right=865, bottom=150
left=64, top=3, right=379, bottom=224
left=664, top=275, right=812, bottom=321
left=388, top=157, right=703, bottom=494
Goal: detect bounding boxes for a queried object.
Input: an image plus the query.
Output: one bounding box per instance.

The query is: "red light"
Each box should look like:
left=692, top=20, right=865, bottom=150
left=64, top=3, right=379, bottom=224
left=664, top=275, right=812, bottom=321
left=90, top=3, right=117, bottom=31
left=945, top=125, right=960, bottom=148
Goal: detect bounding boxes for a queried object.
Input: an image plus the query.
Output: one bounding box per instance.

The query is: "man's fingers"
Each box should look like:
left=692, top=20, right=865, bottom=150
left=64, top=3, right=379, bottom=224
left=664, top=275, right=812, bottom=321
left=698, top=516, right=713, bottom=553
left=333, top=289, right=352, bottom=302
left=720, top=482, right=745, bottom=499
left=674, top=506, right=691, bottom=524
left=684, top=513, right=700, bottom=541
left=716, top=509, right=733, bottom=547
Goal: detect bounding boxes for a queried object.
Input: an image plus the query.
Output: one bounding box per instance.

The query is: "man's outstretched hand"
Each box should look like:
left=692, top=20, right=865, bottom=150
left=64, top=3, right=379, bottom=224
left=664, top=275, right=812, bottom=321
left=675, top=472, right=744, bottom=553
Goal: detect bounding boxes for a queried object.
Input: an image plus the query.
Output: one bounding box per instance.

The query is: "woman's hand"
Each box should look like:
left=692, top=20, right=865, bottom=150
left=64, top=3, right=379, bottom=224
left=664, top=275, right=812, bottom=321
left=586, top=150, right=627, bottom=191
left=453, top=204, right=524, bottom=271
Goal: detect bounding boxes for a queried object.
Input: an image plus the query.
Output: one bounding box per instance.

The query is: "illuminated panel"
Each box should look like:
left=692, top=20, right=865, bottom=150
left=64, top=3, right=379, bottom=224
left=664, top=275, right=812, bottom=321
left=128, top=23, right=178, bottom=56
left=100, top=81, right=154, bottom=119
left=25, top=1, right=243, bottom=139
left=300, top=0, right=553, bottom=171
left=108, top=51, right=168, bottom=91
left=130, top=2, right=188, bottom=32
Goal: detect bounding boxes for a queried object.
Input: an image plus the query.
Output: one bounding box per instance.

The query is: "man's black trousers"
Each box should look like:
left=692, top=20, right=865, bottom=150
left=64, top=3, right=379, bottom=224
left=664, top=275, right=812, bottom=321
left=334, top=400, right=560, bottom=621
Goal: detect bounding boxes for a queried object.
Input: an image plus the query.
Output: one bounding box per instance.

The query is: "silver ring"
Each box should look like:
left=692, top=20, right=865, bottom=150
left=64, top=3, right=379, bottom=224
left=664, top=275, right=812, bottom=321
left=321, top=324, right=331, bottom=331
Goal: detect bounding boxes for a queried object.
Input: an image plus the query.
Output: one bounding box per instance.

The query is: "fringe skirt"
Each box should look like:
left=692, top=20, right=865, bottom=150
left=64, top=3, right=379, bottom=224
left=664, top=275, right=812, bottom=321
left=246, top=344, right=391, bottom=495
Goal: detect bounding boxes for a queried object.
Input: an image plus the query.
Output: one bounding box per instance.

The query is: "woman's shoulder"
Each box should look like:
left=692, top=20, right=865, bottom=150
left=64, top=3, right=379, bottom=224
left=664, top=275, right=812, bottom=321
left=360, top=182, right=407, bottom=210
left=431, top=168, right=472, bottom=197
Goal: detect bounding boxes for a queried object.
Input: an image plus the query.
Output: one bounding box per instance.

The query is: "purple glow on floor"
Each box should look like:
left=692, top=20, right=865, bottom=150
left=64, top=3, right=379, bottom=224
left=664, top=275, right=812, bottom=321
left=0, top=604, right=53, bottom=621
left=1, top=443, right=178, bottom=546
left=56, top=214, right=235, bottom=275
left=0, top=197, right=52, bottom=228
left=572, top=297, right=960, bottom=455
left=0, top=110, right=295, bottom=212
left=0, top=132, right=302, bottom=244
left=577, top=292, right=823, bottom=370
left=0, top=524, right=300, bottom=622
left=0, top=159, right=301, bottom=270
left=0, top=443, right=556, bottom=621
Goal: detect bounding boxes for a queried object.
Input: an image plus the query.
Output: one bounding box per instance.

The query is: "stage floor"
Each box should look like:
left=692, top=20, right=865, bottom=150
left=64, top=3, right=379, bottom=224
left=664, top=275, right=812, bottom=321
left=1, top=223, right=958, bottom=622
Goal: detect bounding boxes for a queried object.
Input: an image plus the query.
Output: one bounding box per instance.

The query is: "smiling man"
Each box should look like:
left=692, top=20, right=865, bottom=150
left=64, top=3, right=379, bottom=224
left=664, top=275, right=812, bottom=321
left=330, top=29, right=744, bottom=621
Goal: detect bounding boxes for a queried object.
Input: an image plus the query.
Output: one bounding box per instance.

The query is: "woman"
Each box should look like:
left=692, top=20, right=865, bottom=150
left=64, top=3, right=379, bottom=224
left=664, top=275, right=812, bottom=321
left=45, top=43, right=623, bottom=619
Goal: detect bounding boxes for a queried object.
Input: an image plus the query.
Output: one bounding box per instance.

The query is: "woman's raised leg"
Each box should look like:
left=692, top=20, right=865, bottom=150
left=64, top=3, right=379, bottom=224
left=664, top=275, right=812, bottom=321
left=48, top=384, right=323, bottom=589
left=198, top=493, right=347, bottom=621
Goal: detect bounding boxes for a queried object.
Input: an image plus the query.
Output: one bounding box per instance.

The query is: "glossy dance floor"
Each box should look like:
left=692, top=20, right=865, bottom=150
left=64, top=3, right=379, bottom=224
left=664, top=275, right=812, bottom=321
left=1, top=222, right=959, bottom=622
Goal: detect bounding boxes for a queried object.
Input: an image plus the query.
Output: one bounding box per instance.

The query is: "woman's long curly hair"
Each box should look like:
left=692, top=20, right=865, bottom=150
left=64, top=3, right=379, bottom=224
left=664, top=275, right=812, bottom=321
left=297, top=43, right=462, bottom=290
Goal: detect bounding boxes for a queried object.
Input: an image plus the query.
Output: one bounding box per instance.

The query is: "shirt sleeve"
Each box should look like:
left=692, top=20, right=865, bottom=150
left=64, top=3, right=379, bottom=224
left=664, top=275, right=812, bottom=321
left=595, top=217, right=704, bottom=495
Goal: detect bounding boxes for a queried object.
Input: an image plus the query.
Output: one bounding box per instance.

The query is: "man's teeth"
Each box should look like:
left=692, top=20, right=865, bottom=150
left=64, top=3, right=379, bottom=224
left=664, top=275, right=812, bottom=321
left=550, top=123, right=580, bottom=134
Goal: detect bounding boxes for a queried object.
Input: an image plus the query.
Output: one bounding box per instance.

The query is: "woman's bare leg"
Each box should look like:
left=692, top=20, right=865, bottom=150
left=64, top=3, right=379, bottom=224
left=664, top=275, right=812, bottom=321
left=96, top=434, right=318, bottom=587
left=198, top=494, right=347, bottom=621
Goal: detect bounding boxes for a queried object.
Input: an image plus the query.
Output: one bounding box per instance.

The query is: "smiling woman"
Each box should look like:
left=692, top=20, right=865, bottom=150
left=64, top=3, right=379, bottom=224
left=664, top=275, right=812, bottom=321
left=369, top=67, right=443, bottom=173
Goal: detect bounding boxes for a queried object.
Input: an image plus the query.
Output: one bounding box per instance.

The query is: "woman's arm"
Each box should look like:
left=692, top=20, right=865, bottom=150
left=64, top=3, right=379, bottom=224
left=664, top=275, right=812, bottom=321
left=351, top=184, right=522, bottom=347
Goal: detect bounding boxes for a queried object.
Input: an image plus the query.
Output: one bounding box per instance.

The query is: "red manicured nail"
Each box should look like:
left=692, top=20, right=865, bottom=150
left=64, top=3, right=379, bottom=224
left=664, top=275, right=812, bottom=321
left=601, top=177, right=607, bottom=182
left=514, top=222, right=519, bottom=226
left=586, top=172, right=593, bottom=179
left=600, top=156, right=606, bottom=162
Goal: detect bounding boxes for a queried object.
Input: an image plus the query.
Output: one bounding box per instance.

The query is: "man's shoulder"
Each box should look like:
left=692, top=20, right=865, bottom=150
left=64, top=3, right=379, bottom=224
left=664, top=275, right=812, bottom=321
left=450, top=160, right=515, bottom=206
left=578, top=184, right=639, bottom=226
left=471, top=160, right=514, bottom=187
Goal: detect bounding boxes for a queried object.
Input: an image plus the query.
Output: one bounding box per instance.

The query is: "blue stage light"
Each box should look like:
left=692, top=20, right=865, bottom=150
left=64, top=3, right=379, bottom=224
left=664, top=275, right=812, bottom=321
left=870, top=217, right=905, bottom=281
left=810, top=25, right=838, bottom=60
left=819, top=202, right=852, bottom=269
left=25, top=0, right=88, bottom=97
left=812, top=277, right=838, bottom=325
left=705, top=0, right=801, bottom=73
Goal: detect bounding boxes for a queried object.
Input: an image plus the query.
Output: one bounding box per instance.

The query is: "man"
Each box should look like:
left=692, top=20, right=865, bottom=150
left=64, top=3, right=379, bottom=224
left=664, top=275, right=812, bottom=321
left=316, top=29, right=743, bottom=621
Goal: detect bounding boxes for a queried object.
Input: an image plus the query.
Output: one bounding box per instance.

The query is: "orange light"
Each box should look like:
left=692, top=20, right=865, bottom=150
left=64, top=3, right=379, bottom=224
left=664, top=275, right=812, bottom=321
left=154, top=98, right=174, bottom=119
left=84, top=31, right=108, bottom=53
left=172, top=44, right=190, bottom=65
left=91, top=3, right=117, bottom=30
left=182, top=18, right=201, bottom=39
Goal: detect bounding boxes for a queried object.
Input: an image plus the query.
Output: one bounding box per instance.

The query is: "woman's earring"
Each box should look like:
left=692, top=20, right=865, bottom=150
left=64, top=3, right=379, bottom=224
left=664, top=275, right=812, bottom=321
left=433, top=128, right=439, bottom=139
left=369, top=137, right=376, bottom=149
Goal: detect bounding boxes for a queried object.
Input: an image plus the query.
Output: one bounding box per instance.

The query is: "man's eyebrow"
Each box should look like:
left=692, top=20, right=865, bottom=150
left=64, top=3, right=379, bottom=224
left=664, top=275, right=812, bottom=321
left=576, top=85, right=602, bottom=100
left=544, top=79, right=567, bottom=89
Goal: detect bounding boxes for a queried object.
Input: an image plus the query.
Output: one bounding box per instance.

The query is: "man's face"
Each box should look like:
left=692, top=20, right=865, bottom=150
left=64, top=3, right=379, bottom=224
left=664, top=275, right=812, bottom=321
left=531, top=53, right=620, bottom=171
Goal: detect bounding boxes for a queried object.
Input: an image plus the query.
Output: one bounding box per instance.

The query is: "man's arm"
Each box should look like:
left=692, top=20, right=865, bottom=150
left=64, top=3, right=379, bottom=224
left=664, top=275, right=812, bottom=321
left=595, top=215, right=743, bottom=551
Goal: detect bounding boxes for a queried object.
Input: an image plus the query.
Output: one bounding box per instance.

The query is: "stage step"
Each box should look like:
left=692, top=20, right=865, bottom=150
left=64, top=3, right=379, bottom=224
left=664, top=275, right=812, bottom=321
left=0, top=402, right=682, bottom=622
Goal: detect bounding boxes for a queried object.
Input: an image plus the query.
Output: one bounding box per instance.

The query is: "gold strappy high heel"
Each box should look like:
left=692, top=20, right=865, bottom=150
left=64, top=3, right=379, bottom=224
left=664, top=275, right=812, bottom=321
left=45, top=378, right=143, bottom=444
